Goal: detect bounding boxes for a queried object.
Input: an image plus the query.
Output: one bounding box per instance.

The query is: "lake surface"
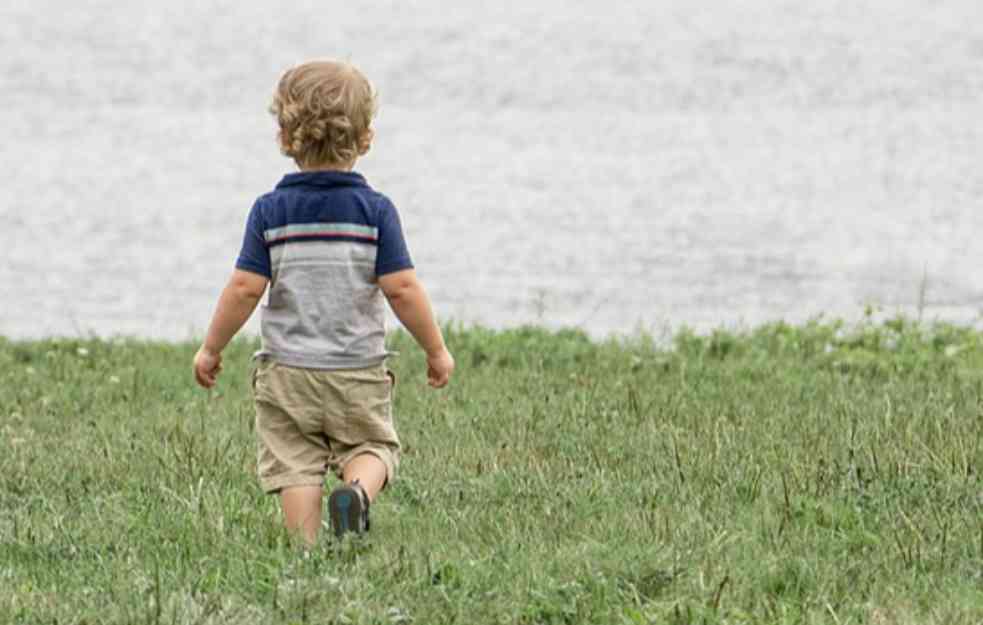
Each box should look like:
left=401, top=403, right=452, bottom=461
left=2, top=0, right=982, bottom=340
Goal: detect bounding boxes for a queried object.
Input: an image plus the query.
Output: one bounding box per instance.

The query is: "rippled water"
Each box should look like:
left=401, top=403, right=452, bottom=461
left=2, top=0, right=982, bottom=339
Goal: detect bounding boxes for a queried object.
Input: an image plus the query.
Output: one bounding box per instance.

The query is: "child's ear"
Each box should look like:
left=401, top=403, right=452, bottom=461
left=358, top=128, right=374, bottom=156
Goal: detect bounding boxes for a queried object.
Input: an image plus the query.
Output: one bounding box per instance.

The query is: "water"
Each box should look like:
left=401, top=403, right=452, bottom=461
left=2, top=0, right=982, bottom=340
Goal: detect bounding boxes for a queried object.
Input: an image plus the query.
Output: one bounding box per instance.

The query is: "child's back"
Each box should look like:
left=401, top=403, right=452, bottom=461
left=238, top=170, right=412, bottom=369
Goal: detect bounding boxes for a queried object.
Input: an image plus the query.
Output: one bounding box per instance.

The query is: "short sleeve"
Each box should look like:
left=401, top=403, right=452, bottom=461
left=375, top=196, right=414, bottom=276
left=234, top=200, right=272, bottom=278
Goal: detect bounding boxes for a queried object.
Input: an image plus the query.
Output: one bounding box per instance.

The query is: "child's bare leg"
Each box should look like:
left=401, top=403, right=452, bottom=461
left=342, top=453, right=387, bottom=502
left=280, top=485, right=323, bottom=545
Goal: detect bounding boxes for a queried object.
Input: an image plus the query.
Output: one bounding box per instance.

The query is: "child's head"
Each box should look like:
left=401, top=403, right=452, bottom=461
left=270, top=60, right=377, bottom=170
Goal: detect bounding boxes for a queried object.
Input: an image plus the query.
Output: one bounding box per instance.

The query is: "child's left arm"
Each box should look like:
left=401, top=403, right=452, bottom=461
left=193, top=269, right=269, bottom=388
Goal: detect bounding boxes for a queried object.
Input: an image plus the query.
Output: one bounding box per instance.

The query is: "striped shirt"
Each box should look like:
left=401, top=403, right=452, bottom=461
left=235, top=170, right=413, bottom=369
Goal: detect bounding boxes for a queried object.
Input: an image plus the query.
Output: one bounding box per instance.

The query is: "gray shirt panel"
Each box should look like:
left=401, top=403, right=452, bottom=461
left=257, top=239, right=391, bottom=369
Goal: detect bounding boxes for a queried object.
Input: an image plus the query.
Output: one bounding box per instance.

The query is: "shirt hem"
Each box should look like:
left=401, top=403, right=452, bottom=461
left=253, top=349, right=392, bottom=370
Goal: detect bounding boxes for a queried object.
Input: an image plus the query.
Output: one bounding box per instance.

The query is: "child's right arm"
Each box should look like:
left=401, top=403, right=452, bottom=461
left=193, top=269, right=269, bottom=389
left=378, top=269, right=454, bottom=388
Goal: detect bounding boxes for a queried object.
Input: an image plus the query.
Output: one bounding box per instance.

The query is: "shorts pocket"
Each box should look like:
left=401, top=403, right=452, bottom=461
left=252, top=358, right=277, bottom=391
left=344, top=366, right=394, bottom=426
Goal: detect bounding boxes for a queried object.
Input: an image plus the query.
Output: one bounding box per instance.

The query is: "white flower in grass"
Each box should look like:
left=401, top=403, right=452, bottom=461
left=387, top=607, right=412, bottom=624
left=77, top=347, right=89, bottom=357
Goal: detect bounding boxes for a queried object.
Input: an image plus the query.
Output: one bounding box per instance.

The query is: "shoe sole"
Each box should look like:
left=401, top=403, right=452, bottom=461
left=328, top=486, right=365, bottom=539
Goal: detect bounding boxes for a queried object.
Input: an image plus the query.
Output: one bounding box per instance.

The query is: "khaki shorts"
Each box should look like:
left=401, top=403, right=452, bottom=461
left=252, top=359, right=400, bottom=494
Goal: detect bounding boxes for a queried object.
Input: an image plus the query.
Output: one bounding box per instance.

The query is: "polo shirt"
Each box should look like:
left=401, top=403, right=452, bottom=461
left=235, top=170, right=413, bottom=369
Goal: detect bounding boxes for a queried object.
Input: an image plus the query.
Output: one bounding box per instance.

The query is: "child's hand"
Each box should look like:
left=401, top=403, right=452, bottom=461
left=193, top=346, right=223, bottom=389
left=426, top=348, right=455, bottom=388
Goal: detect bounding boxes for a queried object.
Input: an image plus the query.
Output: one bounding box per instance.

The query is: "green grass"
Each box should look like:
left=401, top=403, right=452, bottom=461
left=1, top=317, right=982, bottom=624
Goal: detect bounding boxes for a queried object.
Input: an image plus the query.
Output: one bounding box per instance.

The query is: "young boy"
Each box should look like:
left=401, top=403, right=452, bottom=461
left=192, top=59, right=454, bottom=544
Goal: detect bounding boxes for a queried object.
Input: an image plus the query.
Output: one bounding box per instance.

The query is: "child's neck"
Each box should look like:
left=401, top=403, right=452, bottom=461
left=300, top=159, right=356, bottom=173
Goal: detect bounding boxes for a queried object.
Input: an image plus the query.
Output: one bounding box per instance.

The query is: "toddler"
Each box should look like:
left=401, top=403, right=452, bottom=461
left=193, top=59, right=454, bottom=544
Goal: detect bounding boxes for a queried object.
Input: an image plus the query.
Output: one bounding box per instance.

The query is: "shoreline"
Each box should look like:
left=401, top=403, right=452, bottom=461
left=4, top=309, right=983, bottom=346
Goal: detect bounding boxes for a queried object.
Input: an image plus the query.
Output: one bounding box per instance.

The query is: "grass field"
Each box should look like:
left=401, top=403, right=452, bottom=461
left=1, top=318, right=982, bottom=624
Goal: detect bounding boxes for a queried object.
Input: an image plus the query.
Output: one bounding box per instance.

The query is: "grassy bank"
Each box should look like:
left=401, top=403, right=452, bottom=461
left=1, top=318, right=982, bottom=624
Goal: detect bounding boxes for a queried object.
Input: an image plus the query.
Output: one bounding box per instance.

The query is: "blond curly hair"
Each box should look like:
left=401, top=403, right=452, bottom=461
left=270, top=60, right=377, bottom=168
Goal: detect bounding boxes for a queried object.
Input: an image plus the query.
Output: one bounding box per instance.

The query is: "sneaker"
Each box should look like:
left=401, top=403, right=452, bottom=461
left=328, top=480, right=370, bottom=538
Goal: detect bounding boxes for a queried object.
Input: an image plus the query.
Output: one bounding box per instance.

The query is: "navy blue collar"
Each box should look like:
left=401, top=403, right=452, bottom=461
left=276, top=170, right=368, bottom=189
